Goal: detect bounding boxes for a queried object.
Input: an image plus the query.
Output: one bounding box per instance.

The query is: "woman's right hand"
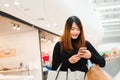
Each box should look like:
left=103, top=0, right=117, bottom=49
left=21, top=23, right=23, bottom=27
left=68, top=53, right=81, bottom=64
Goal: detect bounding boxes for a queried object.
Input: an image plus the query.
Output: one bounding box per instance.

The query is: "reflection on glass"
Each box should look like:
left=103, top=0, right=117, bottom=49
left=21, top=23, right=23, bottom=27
left=40, top=31, right=59, bottom=80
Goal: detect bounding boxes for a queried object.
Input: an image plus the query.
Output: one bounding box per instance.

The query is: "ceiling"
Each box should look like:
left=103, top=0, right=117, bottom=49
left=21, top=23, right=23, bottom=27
left=0, top=0, right=120, bottom=49
left=0, top=16, right=36, bottom=36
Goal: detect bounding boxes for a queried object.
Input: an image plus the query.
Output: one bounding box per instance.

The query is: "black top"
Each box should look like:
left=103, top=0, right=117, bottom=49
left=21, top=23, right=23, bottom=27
left=51, top=41, right=106, bottom=72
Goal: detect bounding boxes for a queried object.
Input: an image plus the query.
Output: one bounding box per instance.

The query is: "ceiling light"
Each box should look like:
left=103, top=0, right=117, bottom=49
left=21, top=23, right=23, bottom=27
left=13, top=26, right=17, bottom=29
left=13, top=24, right=17, bottom=29
left=12, top=22, right=20, bottom=30
left=17, top=25, right=20, bottom=30
left=53, top=23, right=57, bottom=26
left=13, top=1, right=19, bottom=5
left=47, top=24, right=51, bottom=28
left=4, top=3, right=10, bottom=7
left=41, top=38, right=46, bottom=41
left=94, top=40, right=97, bottom=43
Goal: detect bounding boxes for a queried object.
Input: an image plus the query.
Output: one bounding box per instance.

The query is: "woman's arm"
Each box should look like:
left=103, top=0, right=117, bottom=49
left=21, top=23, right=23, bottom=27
left=51, top=42, right=61, bottom=70
left=51, top=42, right=72, bottom=71
left=86, top=41, right=106, bottom=67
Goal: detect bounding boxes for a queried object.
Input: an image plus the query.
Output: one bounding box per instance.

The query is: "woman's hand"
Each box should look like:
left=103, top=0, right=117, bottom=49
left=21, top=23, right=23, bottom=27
left=69, top=49, right=92, bottom=64
left=69, top=53, right=82, bottom=64
left=78, top=49, right=92, bottom=59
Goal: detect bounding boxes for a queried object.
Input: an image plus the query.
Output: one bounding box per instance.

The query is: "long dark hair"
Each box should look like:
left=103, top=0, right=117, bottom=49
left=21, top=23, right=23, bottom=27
left=61, top=16, right=86, bottom=53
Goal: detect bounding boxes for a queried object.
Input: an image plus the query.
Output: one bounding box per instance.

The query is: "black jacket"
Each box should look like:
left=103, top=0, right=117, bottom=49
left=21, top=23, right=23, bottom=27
left=51, top=41, right=106, bottom=72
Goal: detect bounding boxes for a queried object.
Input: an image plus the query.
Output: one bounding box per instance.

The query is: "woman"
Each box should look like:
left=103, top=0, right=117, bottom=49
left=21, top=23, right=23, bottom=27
left=51, top=16, right=106, bottom=72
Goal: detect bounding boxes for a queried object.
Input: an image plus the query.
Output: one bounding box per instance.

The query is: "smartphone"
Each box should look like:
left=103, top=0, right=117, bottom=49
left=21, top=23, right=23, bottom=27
left=79, top=47, right=87, bottom=53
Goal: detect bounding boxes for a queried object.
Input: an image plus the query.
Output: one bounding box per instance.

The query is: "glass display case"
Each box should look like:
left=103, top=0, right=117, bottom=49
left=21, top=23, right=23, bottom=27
left=39, top=30, right=60, bottom=80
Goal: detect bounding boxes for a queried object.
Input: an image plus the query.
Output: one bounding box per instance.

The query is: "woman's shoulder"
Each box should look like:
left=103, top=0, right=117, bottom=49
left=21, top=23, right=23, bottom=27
left=85, top=40, right=91, bottom=44
left=85, top=40, right=93, bottom=47
left=55, top=41, right=61, bottom=45
left=54, top=41, right=61, bottom=47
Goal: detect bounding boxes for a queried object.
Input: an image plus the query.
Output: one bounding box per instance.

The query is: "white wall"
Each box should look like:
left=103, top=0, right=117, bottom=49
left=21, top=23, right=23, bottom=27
left=0, top=30, right=42, bottom=80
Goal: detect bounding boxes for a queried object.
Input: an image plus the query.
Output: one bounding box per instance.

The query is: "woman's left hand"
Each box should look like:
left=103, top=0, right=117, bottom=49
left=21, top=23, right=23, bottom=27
left=78, top=49, right=92, bottom=59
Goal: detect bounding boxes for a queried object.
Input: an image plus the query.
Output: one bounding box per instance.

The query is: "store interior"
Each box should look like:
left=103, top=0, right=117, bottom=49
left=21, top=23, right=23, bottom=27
left=0, top=0, right=120, bottom=80
left=0, top=14, right=60, bottom=80
left=0, top=15, right=42, bottom=80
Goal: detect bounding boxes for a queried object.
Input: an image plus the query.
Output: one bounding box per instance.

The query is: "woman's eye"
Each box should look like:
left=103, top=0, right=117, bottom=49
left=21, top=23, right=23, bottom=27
left=71, top=28, right=75, bottom=30
left=71, top=28, right=80, bottom=31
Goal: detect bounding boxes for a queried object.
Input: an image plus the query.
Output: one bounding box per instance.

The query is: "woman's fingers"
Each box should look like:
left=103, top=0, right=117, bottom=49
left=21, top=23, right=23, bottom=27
left=69, top=54, right=81, bottom=64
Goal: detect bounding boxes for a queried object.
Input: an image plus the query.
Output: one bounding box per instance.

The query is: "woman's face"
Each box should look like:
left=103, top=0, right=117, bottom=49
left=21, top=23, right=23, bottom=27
left=70, top=22, right=80, bottom=39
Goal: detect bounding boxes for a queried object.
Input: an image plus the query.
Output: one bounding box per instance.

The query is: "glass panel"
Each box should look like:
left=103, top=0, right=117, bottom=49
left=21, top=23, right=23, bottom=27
left=39, top=30, right=59, bottom=80
left=0, top=16, right=42, bottom=80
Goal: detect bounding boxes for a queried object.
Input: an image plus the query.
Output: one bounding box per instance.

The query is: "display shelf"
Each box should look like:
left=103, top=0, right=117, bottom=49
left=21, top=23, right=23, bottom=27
left=0, top=68, right=30, bottom=75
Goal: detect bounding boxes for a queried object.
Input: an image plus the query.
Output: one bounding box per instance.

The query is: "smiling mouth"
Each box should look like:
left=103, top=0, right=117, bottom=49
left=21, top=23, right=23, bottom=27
left=73, top=34, right=78, bottom=37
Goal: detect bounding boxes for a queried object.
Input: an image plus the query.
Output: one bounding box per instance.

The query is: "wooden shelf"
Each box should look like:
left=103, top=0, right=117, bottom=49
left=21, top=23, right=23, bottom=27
left=0, top=68, right=30, bottom=75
